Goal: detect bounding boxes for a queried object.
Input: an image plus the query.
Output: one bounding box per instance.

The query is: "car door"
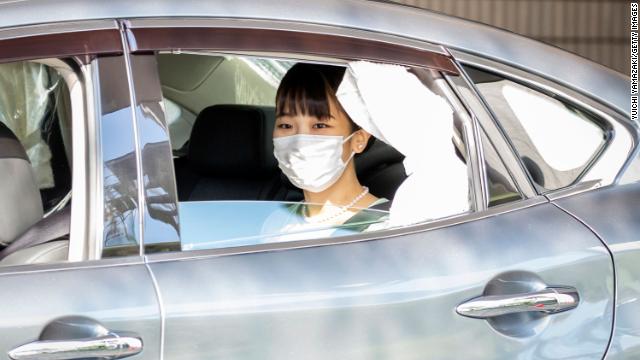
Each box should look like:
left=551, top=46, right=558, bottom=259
left=449, top=50, right=639, bottom=359
left=0, top=21, right=161, bottom=359
left=125, top=19, right=614, bottom=359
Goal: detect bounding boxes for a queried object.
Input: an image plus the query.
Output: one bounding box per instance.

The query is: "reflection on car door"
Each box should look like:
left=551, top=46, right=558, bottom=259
left=149, top=200, right=612, bottom=359
left=0, top=264, right=161, bottom=359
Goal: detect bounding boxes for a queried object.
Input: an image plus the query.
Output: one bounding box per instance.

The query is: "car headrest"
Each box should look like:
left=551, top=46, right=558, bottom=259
left=188, top=105, right=278, bottom=178
left=0, top=121, right=43, bottom=245
left=354, top=140, right=405, bottom=177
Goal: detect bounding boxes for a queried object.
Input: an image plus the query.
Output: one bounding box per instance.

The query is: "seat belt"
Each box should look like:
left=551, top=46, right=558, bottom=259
left=0, top=206, right=71, bottom=261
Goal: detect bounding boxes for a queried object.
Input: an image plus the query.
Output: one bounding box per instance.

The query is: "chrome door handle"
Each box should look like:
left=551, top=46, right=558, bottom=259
left=8, top=334, right=143, bottom=360
left=456, top=286, right=579, bottom=319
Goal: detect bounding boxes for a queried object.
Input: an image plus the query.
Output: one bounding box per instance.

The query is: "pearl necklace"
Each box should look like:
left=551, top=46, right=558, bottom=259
left=304, top=186, right=369, bottom=224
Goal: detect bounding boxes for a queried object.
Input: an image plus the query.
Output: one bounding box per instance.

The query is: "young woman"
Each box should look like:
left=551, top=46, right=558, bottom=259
left=271, top=63, right=389, bottom=228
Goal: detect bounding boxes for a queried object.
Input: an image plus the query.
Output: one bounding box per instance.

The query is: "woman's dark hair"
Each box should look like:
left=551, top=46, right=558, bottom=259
left=276, top=63, right=361, bottom=132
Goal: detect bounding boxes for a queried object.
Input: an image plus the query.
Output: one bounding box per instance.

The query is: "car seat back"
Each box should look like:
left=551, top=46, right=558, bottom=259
left=0, top=121, right=43, bottom=247
left=175, top=104, right=281, bottom=201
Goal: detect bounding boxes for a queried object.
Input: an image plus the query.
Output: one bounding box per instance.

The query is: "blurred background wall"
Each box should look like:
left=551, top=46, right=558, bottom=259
left=388, top=0, right=630, bottom=75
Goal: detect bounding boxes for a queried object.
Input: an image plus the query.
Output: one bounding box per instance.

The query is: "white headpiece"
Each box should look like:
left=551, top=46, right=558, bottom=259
left=336, top=61, right=470, bottom=226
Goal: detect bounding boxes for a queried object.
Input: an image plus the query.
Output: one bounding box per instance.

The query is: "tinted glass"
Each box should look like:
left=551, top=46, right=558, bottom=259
left=479, top=127, right=522, bottom=206
left=464, top=66, right=608, bottom=192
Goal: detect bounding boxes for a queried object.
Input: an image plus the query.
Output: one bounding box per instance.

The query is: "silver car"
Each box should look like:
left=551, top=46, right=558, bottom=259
left=0, top=1, right=638, bottom=359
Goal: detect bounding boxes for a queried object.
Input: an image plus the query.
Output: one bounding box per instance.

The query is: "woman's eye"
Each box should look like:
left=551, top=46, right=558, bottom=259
left=313, top=123, right=328, bottom=129
left=277, top=124, right=292, bottom=129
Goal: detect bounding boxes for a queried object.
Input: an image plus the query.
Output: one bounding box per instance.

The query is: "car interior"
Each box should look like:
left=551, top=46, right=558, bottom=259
left=161, top=53, right=469, bottom=208
left=0, top=61, right=72, bottom=265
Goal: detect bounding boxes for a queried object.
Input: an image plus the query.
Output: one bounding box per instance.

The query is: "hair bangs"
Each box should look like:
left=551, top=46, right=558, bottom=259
left=276, top=64, right=333, bottom=120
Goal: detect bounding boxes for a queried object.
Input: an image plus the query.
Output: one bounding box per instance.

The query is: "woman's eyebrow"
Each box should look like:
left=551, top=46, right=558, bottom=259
left=317, top=115, right=335, bottom=122
left=276, top=113, right=335, bottom=121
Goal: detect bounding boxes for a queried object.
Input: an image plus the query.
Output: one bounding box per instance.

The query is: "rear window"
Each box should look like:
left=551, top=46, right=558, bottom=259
left=464, top=65, right=609, bottom=192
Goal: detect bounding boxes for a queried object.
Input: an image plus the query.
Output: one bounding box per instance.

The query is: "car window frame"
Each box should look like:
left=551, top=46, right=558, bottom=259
left=442, top=61, right=538, bottom=206
left=121, top=17, right=551, bottom=262
left=449, top=49, right=638, bottom=201
left=461, top=63, right=614, bottom=193
left=123, top=18, right=459, bottom=74
left=0, top=20, right=128, bottom=270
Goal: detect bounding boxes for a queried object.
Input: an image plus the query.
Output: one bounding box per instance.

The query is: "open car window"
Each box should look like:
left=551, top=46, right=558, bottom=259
left=156, top=53, right=478, bottom=253
left=0, top=59, right=74, bottom=267
left=0, top=61, right=72, bottom=212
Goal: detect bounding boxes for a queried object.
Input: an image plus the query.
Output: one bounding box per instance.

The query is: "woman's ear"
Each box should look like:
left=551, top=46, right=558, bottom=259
left=351, top=129, right=371, bottom=154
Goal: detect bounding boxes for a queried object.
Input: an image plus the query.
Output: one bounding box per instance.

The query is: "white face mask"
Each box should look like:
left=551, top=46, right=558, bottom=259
left=273, top=133, right=356, bottom=193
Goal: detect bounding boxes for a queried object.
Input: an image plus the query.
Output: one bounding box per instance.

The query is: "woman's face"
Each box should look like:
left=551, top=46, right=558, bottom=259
left=273, top=95, right=370, bottom=160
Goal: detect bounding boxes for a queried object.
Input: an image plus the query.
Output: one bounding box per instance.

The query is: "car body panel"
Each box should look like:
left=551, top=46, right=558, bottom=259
left=0, top=262, right=162, bottom=359
left=0, top=1, right=634, bottom=358
left=0, top=0, right=629, bottom=116
left=149, top=202, right=613, bottom=360
left=620, top=149, right=640, bottom=184
left=553, top=182, right=640, bottom=359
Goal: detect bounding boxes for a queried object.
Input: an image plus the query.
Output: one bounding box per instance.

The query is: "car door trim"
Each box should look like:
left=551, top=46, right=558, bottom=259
left=124, top=17, right=448, bottom=55
left=0, top=255, right=144, bottom=276
left=442, top=65, right=537, bottom=200
left=117, top=23, right=147, bottom=258
left=0, top=20, right=119, bottom=41
left=429, top=73, right=487, bottom=210
left=0, top=20, right=122, bottom=64
left=123, top=18, right=458, bottom=75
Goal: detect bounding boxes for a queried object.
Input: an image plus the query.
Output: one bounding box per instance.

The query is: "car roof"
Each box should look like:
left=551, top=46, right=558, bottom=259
left=0, top=0, right=629, bottom=116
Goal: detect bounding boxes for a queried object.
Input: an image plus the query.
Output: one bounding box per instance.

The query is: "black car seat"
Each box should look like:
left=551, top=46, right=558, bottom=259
left=174, top=104, right=282, bottom=201
left=355, top=140, right=407, bottom=201
left=0, top=121, right=69, bottom=265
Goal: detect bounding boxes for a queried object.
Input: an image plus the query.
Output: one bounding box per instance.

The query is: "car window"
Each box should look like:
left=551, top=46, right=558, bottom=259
left=463, top=65, right=609, bottom=192
left=156, top=53, right=473, bottom=253
left=0, top=61, right=72, bottom=211
left=0, top=59, right=73, bottom=266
